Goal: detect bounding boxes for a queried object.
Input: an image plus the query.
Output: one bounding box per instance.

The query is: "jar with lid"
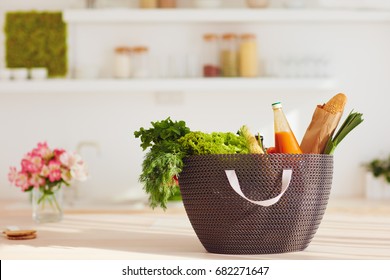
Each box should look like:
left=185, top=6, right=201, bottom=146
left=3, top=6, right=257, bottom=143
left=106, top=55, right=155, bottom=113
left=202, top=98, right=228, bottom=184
left=158, top=0, right=177, bottom=8
left=139, top=0, right=158, bottom=8
left=193, top=0, right=222, bottom=8
left=246, top=0, right=269, bottom=8
left=132, top=46, right=150, bottom=78
left=202, top=33, right=220, bottom=77
left=239, top=33, right=259, bottom=77
left=220, top=33, right=238, bottom=77
left=114, top=46, right=132, bottom=79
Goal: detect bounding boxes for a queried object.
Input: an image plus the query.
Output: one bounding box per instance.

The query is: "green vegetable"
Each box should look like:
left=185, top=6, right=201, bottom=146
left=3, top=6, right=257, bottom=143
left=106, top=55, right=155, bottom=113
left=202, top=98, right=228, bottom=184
left=324, top=110, right=364, bottom=155
left=239, top=125, right=264, bottom=154
left=134, top=117, right=190, bottom=151
left=134, top=118, right=190, bottom=209
left=134, top=118, right=252, bottom=209
left=178, top=131, right=249, bottom=155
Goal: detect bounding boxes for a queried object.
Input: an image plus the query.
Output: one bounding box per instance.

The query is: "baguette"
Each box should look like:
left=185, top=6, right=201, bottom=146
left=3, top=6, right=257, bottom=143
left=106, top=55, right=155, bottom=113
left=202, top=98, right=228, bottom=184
left=322, top=93, right=347, bottom=114
left=300, top=93, right=347, bottom=154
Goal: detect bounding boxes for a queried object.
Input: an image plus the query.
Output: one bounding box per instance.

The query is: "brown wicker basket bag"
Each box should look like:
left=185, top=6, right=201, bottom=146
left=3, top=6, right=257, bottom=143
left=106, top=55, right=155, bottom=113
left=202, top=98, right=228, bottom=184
left=178, top=154, right=333, bottom=255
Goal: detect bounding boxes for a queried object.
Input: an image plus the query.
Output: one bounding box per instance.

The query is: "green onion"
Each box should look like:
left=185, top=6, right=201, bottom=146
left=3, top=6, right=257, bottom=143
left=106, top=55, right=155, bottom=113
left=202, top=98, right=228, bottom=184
left=324, top=110, right=364, bottom=155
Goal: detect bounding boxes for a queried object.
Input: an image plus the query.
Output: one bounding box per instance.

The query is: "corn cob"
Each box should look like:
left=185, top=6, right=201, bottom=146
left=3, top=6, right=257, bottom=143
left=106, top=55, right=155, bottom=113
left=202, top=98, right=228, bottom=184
left=240, top=125, right=264, bottom=154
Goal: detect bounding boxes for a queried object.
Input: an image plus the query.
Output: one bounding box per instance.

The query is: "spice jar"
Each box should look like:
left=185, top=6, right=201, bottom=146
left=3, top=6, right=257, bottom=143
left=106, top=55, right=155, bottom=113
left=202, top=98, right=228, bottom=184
left=202, top=33, right=220, bottom=77
left=221, top=33, right=238, bottom=77
left=132, top=46, right=150, bottom=78
left=139, top=0, right=158, bottom=8
left=239, top=33, right=259, bottom=77
left=193, top=0, right=222, bottom=8
left=114, top=46, right=132, bottom=79
left=158, top=0, right=177, bottom=8
left=246, top=0, right=269, bottom=8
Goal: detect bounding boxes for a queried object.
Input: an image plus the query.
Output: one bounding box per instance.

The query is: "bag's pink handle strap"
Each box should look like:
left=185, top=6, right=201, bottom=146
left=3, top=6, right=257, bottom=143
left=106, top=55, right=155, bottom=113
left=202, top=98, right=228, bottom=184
left=224, top=169, right=293, bottom=207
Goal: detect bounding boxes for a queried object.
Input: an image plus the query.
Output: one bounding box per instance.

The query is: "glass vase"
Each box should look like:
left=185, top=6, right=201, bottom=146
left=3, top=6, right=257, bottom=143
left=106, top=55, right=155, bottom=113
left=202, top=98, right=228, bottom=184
left=32, top=185, right=63, bottom=223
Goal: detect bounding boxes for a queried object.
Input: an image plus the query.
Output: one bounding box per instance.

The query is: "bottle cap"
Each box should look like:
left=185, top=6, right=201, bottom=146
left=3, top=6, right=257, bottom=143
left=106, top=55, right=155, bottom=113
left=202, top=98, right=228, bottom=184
left=272, top=102, right=282, bottom=109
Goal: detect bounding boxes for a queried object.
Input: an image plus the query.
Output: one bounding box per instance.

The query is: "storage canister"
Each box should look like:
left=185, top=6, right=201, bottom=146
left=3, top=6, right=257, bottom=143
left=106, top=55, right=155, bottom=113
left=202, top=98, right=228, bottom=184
left=221, top=33, right=238, bottom=77
left=239, top=33, right=259, bottom=77
left=193, top=0, right=222, bottom=8
left=202, top=33, right=220, bottom=77
left=158, top=0, right=177, bottom=8
left=114, top=46, right=132, bottom=79
left=132, top=46, right=150, bottom=78
left=139, top=0, right=158, bottom=8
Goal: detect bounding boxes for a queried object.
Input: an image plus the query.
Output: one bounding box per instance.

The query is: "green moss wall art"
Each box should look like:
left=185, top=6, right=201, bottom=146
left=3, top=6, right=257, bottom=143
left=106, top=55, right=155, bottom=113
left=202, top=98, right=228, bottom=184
left=4, top=11, right=67, bottom=77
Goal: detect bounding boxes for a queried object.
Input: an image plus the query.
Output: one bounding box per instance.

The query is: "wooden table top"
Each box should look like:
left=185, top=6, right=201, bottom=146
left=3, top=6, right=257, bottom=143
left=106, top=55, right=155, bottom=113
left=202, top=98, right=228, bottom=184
left=1, top=198, right=389, bottom=260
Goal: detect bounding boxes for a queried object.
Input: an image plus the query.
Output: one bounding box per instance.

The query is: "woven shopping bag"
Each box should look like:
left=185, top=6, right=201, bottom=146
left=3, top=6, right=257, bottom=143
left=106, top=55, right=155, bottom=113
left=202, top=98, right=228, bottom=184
left=178, top=154, right=333, bottom=254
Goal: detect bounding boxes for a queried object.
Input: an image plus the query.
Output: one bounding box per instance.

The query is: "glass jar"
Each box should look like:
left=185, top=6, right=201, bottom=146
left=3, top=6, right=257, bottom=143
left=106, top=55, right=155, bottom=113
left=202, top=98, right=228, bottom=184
left=193, top=0, right=222, bottom=8
left=139, top=0, right=158, bottom=8
left=158, top=0, right=177, bottom=8
left=114, top=46, right=132, bottom=79
left=220, top=33, right=238, bottom=77
left=132, top=46, right=150, bottom=78
left=246, top=0, right=269, bottom=8
left=239, top=33, right=259, bottom=77
left=202, top=33, right=220, bottom=77
left=32, top=186, right=63, bottom=223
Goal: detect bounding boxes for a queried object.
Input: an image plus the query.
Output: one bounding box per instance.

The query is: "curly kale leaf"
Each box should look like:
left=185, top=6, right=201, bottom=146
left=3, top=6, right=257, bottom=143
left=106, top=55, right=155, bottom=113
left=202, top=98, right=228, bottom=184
left=178, top=131, right=249, bottom=155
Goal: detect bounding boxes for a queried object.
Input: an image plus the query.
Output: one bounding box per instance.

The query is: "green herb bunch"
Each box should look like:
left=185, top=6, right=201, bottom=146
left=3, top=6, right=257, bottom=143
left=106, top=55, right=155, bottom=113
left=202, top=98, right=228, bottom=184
left=134, top=118, right=252, bottom=209
left=134, top=118, right=190, bottom=209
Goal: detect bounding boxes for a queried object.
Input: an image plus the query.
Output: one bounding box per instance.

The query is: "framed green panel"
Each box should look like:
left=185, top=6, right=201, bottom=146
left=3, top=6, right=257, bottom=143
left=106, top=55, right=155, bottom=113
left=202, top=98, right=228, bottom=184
left=4, top=11, right=67, bottom=77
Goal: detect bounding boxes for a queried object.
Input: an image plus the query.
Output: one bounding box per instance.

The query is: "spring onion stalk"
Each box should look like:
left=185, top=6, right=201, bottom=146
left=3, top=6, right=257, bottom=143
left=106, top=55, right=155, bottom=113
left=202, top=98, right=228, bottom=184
left=324, top=110, right=364, bottom=155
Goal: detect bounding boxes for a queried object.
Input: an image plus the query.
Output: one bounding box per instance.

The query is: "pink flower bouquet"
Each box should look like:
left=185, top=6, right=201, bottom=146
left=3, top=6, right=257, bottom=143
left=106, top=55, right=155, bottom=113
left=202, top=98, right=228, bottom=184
left=8, top=142, right=88, bottom=222
left=8, top=142, right=88, bottom=192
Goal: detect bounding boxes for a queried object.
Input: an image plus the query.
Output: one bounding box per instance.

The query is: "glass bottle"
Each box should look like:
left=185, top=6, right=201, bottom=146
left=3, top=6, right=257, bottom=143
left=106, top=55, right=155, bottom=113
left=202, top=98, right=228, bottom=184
left=272, top=102, right=302, bottom=154
left=114, top=46, right=132, bottom=79
left=239, top=33, right=259, bottom=77
left=158, top=0, right=177, bottom=8
left=139, top=0, right=158, bottom=8
left=220, top=33, right=238, bottom=77
left=132, top=46, right=150, bottom=78
left=202, top=33, right=220, bottom=77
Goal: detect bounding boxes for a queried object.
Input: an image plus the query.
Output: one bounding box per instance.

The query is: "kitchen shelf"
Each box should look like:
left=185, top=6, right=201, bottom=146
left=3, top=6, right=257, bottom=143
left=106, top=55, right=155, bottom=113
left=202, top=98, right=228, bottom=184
left=0, top=78, right=336, bottom=93
left=63, top=8, right=390, bottom=23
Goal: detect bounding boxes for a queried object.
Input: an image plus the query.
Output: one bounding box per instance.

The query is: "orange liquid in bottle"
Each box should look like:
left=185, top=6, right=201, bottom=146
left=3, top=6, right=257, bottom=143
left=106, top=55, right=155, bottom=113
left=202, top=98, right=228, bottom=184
left=275, top=131, right=302, bottom=154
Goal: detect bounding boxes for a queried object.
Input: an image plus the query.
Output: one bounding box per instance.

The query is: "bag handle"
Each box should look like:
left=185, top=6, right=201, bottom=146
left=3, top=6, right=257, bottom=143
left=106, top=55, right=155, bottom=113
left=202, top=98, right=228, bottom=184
left=224, top=169, right=293, bottom=207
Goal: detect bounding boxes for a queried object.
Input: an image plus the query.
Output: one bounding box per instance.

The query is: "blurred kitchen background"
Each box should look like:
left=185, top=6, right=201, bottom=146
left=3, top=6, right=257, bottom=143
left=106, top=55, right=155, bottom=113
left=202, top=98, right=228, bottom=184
left=0, top=0, right=389, bottom=206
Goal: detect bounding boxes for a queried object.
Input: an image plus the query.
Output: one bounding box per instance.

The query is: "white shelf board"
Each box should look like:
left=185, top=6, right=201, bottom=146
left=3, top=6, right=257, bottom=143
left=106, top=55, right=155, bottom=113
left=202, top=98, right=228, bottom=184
left=0, top=78, right=336, bottom=93
left=63, top=8, right=390, bottom=23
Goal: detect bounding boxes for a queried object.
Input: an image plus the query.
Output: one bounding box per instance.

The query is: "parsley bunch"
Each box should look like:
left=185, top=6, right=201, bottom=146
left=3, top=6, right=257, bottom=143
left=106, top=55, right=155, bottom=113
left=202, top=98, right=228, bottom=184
left=134, top=117, right=190, bottom=209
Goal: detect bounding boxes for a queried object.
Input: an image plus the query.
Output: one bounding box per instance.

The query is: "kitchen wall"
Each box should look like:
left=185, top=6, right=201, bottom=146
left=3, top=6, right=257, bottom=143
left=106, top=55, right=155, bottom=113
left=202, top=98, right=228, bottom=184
left=1, top=0, right=389, bottom=203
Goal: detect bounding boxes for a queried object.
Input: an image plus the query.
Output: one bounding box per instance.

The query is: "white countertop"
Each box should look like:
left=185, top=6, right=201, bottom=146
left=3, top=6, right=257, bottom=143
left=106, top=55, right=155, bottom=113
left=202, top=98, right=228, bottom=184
left=1, top=198, right=389, bottom=260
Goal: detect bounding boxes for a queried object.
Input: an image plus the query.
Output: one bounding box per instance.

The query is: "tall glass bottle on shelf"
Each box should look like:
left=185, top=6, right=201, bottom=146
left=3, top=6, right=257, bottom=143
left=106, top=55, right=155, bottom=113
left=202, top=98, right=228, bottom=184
left=220, top=33, right=238, bottom=77
left=202, top=33, right=220, bottom=77
left=272, top=102, right=302, bottom=154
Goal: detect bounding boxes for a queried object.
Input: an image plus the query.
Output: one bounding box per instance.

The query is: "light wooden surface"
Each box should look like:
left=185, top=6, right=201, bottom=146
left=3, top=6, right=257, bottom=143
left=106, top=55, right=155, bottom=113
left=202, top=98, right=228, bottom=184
left=1, top=198, right=389, bottom=260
